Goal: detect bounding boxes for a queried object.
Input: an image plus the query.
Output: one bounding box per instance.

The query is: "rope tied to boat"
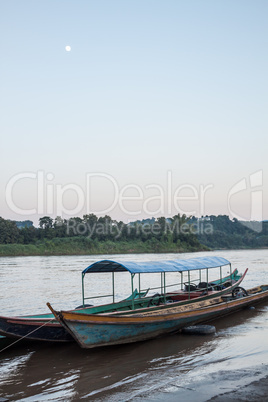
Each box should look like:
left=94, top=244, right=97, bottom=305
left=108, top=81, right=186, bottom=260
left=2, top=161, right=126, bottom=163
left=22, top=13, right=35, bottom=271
left=0, top=318, right=55, bottom=353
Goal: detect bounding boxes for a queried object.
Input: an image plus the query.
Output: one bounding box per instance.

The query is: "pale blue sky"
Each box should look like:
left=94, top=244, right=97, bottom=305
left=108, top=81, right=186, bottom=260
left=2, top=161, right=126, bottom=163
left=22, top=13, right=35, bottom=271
left=1, top=0, right=267, bottom=224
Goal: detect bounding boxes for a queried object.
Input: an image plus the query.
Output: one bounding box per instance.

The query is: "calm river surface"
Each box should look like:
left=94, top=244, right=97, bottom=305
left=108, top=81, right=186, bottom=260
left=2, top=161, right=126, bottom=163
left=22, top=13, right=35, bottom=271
left=0, top=250, right=268, bottom=401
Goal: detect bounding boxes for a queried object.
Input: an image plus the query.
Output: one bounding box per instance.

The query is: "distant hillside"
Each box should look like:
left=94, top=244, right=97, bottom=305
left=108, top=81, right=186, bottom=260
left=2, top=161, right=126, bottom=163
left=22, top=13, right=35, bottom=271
left=189, top=215, right=268, bottom=249
left=0, top=214, right=267, bottom=256
left=0, top=214, right=206, bottom=256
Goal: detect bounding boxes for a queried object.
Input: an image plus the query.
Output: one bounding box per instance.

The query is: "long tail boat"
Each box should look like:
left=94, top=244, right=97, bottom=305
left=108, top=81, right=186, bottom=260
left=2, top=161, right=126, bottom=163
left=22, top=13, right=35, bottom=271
left=0, top=290, right=149, bottom=343
left=48, top=284, right=268, bottom=349
left=0, top=256, right=246, bottom=343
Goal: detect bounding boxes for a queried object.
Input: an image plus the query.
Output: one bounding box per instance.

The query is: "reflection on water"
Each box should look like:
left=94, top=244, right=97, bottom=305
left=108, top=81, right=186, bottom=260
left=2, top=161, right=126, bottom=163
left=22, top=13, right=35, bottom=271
left=0, top=250, right=268, bottom=401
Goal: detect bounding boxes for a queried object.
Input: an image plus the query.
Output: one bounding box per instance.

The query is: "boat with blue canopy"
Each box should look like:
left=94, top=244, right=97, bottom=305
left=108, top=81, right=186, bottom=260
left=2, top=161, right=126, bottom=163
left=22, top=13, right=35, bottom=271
left=81, top=256, right=247, bottom=310
left=0, top=256, right=246, bottom=343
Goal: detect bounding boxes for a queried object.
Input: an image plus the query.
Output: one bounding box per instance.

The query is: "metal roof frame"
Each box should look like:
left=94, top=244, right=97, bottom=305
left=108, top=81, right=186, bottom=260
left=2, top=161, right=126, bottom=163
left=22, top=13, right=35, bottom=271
left=83, top=256, right=230, bottom=275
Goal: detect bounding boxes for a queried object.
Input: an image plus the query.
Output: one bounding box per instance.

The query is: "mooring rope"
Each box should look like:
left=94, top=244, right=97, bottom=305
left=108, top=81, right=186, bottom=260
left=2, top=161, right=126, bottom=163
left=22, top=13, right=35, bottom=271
left=0, top=318, right=55, bottom=353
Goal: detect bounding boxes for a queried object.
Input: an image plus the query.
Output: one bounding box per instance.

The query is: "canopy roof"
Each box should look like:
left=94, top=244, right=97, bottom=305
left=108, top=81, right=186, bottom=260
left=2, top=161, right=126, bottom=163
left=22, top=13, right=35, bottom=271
left=83, top=256, right=230, bottom=275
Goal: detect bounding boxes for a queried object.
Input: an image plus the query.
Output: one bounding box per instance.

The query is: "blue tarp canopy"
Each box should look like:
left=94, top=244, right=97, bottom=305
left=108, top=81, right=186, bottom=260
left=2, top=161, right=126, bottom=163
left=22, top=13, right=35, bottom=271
left=83, top=256, right=230, bottom=274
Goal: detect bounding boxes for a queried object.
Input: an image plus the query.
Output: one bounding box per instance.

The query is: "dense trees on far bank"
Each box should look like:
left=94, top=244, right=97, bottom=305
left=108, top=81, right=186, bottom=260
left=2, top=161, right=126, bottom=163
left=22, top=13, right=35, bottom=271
left=0, top=213, right=201, bottom=246
left=0, top=214, right=267, bottom=256
left=190, top=215, right=268, bottom=249
left=0, top=218, right=20, bottom=244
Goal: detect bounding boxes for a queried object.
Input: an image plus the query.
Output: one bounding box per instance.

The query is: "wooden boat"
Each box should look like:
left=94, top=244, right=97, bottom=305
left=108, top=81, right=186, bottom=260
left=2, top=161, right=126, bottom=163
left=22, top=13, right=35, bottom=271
left=48, top=284, right=268, bottom=349
left=80, top=256, right=247, bottom=310
left=0, top=256, right=246, bottom=343
left=0, top=290, right=149, bottom=343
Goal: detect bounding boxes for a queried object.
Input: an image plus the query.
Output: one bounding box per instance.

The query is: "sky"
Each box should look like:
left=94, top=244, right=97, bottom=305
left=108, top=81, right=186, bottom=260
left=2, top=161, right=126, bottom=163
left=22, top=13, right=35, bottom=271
left=0, top=0, right=267, bottom=225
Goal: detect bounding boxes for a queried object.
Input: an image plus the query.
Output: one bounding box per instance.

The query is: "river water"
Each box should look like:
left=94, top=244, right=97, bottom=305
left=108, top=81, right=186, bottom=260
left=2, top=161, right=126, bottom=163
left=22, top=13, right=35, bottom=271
left=0, top=249, right=268, bottom=401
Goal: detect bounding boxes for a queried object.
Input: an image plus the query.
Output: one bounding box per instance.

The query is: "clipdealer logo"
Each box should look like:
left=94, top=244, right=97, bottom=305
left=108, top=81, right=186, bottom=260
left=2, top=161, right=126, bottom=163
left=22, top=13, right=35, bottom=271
left=227, top=170, right=263, bottom=232
left=5, top=170, right=264, bottom=233
left=5, top=171, right=213, bottom=218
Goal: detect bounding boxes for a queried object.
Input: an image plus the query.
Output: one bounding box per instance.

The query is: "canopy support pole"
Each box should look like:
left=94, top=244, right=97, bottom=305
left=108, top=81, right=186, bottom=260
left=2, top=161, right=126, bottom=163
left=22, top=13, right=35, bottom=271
left=82, top=273, right=85, bottom=307
left=164, top=272, right=166, bottom=302
left=220, top=266, right=222, bottom=284
left=131, top=273, right=135, bottom=310
left=139, top=273, right=141, bottom=293
left=188, top=271, right=191, bottom=300
left=112, top=272, right=115, bottom=303
left=199, top=269, right=201, bottom=284
left=181, top=272, right=183, bottom=290
left=206, top=268, right=208, bottom=292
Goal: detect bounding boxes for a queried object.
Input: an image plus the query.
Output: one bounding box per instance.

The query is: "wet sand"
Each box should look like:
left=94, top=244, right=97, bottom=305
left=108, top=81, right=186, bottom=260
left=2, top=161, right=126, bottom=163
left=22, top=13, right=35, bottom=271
left=210, top=374, right=268, bottom=401
left=149, top=367, right=268, bottom=402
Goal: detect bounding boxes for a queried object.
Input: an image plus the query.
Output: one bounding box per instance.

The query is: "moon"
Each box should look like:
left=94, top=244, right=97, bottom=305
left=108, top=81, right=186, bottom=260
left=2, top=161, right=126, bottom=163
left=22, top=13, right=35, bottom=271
left=65, top=45, right=71, bottom=52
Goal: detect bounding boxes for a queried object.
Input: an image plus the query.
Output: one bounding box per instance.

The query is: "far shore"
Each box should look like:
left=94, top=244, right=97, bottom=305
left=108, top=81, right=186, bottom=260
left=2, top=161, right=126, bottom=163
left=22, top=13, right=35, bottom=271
left=0, top=240, right=208, bottom=257
left=0, top=242, right=267, bottom=257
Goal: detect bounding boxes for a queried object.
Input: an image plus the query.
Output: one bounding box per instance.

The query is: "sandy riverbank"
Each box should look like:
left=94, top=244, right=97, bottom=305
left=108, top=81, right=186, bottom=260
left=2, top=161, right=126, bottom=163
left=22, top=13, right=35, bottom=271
left=209, top=374, right=268, bottom=401
left=148, top=367, right=268, bottom=402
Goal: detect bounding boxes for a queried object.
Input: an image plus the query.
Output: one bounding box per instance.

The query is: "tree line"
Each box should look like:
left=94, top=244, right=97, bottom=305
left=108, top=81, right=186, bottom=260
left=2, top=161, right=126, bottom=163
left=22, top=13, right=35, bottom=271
left=0, top=214, right=267, bottom=251
left=0, top=214, right=201, bottom=249
left=190, top=215, right=268, bottom=249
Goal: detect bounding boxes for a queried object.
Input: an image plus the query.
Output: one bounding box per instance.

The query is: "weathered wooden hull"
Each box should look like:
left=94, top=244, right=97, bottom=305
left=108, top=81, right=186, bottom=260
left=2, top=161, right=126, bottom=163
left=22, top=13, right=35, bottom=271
left=0, top=295, right=161, bottom=342
left=53, top=285, right=268, bottom=348
left=0, top=315, right=74, bottom=342
left=0, top=269, right=246, bottom=342
left=0, top=301, right=140, bottom=342
left=0, top=294, right=154, bottom=342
